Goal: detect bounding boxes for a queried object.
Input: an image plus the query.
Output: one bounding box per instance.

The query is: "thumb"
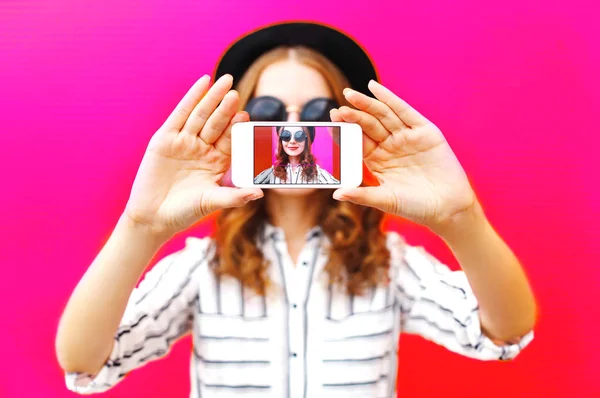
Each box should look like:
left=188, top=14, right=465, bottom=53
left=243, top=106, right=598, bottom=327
left=201, top=186, right=264, bottom=214
left=332, top=186, right=394, bottom=212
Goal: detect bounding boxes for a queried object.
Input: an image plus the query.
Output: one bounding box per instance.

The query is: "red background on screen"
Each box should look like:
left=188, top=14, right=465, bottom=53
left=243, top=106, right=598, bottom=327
left=254, top=126, right=275, bottom=177
left=1, top=1, right=599, bottom=397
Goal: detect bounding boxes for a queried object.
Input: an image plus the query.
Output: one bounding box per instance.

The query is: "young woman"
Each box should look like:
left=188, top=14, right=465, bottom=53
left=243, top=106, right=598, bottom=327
left=254, top=126, right=340, bottom=184
left=56, top=22, right=537, bottom=397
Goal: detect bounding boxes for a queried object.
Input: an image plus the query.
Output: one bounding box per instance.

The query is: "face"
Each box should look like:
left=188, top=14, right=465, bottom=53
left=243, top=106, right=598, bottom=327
left=254, top=59, right=332, bottom=122
left=280, top=126, right=307, bottom=158
left=254, top=59, right=331, bottom=196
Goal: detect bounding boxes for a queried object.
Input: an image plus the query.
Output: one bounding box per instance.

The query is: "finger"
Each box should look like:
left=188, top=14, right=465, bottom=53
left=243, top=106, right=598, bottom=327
left=200, top=90, right=239, bottom=144
left=367, top=80, right=430, bottom=127
left=214, top=111, right=250, bottom=156
left=338, top=105, right=391, bottom=156
left=343, top=88, right=407, bottom=132
left=330, top=108, right=377, bottom=156
left=200, top=186, right=264, bottom=214
left=337, top=106, right=390, bottom=144
left=327, top=110, right=342, bottom=146
left=329, top=107, right=343, bottom=123
left=218, top=168, right=233, bottom=187
left=181, top=74, right=234, bottom=136
left=162, top=75, right=211, bottom=131
left=332, top=186, right=394, bottom=213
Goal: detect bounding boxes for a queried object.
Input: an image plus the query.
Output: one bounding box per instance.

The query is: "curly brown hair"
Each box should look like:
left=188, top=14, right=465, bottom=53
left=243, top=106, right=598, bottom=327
left=274, top=126, right=317, bottom=182
left=211, top=46, right=391, bottom=296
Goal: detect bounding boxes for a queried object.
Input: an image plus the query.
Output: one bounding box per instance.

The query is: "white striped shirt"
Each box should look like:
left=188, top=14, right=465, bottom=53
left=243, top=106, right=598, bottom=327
left=254, top=164, right=340, bottom=184
left=65, top=224, right=533, bottom=397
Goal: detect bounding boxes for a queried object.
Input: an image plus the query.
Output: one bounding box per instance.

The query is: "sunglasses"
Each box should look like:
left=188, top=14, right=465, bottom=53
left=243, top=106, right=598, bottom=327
left=280, top=129, right=307, bottom=143
left=245, top=96, right=339, bottom=122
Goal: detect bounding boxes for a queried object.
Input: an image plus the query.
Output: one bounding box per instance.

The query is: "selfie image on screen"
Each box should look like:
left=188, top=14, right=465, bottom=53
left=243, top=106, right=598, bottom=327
left=253, top=125, right=341, bottom=185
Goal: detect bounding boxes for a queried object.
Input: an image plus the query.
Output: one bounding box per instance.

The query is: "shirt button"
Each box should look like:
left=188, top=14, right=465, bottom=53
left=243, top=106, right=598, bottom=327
left=302, top=261, right=309, bottom=266
left=292, top=304, right=297, bottom=309
left=291, top=352, right=297, bottom=358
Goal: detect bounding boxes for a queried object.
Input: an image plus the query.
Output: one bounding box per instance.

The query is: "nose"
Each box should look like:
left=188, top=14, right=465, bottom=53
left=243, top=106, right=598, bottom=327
left=287, top=110, right=300, bottom=122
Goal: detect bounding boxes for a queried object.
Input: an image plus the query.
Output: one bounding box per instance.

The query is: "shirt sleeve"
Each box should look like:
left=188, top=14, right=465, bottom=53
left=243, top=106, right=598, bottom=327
left=316, top=166, right=340, bottom=184
left=254, top=167, right=274, bottom=184
left=388, top=232, right=534, bottom=361
left=65, top=236, right=210, bottom=394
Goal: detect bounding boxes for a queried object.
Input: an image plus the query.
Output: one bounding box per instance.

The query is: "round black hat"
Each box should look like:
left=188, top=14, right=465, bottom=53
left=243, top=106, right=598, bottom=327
left=213, top=21, right=379, bottom=96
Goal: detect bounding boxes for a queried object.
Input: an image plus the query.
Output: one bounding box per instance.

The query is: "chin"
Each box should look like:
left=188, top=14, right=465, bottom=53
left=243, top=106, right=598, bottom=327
left=269, top=188, right=318, bottom=197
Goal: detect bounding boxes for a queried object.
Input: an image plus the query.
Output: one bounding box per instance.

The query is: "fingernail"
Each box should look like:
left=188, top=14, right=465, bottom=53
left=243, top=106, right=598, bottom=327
left=333, top=191, right=346, bottom=201
left=343, top=88, right=351, bottom=96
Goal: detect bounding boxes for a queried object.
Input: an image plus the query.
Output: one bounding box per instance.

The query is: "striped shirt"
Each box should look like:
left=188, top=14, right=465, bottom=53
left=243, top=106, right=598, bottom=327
left=65, top=224, right=534, bottom=397
left=254, top=164, right=340, bottom=184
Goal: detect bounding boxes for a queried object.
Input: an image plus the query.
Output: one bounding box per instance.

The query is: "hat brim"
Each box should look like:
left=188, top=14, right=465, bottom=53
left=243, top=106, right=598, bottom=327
left=213, top=22, right=378, bottom=97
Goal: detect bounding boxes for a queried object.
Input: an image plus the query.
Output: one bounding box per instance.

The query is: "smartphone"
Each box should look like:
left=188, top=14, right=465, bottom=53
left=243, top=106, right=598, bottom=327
left=231, top=122, right=362, bottom=188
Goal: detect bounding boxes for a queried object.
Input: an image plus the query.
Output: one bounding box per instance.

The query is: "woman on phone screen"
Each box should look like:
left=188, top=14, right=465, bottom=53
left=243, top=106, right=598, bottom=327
left=254, top=126, right=340, bottom=184
left=56, top=22, right=537, bottom=397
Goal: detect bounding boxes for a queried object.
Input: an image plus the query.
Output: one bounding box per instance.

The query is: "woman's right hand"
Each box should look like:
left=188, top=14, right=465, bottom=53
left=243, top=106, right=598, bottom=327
left=122, top=74, right=263, bottom=238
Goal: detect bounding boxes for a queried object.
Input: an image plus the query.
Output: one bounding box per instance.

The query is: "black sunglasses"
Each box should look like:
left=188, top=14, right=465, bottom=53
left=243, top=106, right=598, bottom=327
left=280, top=129, right=307, bottom=143
left=245, top=96, right=339, bottom=122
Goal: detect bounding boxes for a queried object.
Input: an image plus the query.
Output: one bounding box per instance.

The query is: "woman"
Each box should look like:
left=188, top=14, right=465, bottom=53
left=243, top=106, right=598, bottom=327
left=254, top=126, right=340, bottom=184
left=56, top=22, right=537, bottom=397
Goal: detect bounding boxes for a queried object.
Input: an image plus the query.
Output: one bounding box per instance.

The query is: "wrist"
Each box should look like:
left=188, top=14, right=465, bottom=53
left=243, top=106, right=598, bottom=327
left=117, top=213, right=173, bottom=248
left=429, top=200, right=489, bottom=244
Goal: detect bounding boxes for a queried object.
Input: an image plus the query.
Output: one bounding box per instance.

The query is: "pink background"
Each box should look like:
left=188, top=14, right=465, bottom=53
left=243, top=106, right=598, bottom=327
left=1, top=0, right=599, bottom=397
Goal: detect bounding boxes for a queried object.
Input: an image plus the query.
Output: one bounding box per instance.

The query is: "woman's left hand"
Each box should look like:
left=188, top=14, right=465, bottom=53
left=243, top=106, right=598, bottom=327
left=329, top=80, right=478, bottom=230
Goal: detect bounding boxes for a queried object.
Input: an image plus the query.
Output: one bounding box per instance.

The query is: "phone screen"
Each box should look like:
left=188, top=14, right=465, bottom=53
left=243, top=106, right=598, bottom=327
left=253, top=125, right=341, bottom=185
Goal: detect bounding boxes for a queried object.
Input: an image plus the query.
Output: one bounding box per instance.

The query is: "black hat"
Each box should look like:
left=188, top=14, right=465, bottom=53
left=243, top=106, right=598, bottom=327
left=213, top=21, right=379, bottom=96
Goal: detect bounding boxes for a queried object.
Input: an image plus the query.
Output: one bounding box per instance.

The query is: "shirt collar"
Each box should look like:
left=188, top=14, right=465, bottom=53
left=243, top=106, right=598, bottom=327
left=263, top=221, right=322, bottom=242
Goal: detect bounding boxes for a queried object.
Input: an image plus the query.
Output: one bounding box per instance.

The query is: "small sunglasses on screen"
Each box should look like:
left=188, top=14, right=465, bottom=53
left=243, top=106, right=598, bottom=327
left=245, top=96, right=339, bottom=122
left=279, top=129, right=307, bottom=143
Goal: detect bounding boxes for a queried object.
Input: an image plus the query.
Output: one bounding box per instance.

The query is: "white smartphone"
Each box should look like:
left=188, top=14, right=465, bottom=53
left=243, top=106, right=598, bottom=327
left=231, top=122, right=362, bottom=188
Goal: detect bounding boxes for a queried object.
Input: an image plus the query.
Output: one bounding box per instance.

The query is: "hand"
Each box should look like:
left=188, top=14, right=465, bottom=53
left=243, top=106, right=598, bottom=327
left=123, top=74, right=263, bottom=237
left=329, top=80, right=477, bottom=230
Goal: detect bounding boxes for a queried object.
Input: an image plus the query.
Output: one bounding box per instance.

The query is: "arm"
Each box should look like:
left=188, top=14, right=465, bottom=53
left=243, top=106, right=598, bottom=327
left=55, top=215, right=167, bottom=376
left=56, top=75, right=263, bottom=392
left=58, top=216, right=206, bottom=393
left=391, top=231, right=534, bottom=361
left=330, top=81, right=538, bottom=346
left=431, top=201, right=537, bottom=342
